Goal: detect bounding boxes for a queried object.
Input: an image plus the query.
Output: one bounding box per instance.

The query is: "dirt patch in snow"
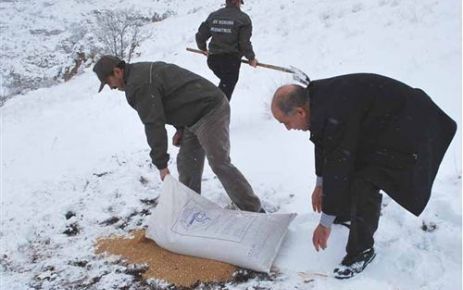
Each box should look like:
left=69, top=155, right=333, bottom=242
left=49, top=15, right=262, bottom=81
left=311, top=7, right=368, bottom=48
left=95, top=230, right=237, bottom=287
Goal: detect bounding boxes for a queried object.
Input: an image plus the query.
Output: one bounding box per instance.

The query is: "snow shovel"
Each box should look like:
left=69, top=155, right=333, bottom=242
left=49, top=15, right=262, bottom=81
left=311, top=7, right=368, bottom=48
left=186, top=47, right=311, bottom=85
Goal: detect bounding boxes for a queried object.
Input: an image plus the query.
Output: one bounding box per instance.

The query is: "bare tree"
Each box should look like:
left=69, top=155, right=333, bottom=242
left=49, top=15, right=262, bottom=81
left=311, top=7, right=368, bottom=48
left=94, top=9, right=147, bottom=62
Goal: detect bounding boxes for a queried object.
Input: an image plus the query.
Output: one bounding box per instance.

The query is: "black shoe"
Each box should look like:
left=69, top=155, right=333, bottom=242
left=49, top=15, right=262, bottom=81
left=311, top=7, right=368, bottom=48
left=334, top=248, right=376, bottom=279
left=258, top=208, right=266, bottom=213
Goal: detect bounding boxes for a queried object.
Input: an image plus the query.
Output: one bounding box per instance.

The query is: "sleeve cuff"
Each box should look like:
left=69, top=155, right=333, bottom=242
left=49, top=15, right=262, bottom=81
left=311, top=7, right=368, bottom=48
left=245, top=53, right=255, bottom=61
left=153, top=157, right=169, bottom=170
left=154, top=163, right=168, bottom=170
left=316, top=176, right=323, bottom=186
left=320, top=213, right=336, bottom=228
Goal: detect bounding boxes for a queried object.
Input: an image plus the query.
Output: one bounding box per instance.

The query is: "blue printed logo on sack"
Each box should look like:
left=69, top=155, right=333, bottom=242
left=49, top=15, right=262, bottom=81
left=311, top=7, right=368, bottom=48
left=180, top=207, right=212, bottom=229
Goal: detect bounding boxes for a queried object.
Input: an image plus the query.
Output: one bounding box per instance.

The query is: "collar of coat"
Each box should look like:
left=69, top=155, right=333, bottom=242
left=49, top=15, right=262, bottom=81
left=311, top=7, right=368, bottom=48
left=308, top=81, right=327, bottom=144
left=123, top=63, right=132, bottom=85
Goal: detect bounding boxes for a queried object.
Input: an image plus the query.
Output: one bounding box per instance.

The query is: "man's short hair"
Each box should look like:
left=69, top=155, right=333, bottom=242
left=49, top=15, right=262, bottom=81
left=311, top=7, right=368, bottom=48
left=276, top=85, right=309, bottom=115
left=226, top=0, right=244, bottom=5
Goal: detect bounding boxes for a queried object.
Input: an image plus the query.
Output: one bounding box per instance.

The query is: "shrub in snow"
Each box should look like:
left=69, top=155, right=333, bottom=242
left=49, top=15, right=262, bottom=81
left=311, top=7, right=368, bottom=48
left=93, top=9, right=150, bottom=62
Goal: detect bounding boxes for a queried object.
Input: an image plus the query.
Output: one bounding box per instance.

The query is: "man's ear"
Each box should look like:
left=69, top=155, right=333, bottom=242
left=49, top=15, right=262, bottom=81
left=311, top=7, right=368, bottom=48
left=113, top=67, right=123, bottom=77
left=295, top=107, right=307, bottom=118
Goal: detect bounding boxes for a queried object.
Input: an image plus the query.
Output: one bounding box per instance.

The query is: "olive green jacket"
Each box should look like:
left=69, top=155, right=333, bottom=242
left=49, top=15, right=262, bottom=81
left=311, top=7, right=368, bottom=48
left=124, top=62, right=222, bottom=169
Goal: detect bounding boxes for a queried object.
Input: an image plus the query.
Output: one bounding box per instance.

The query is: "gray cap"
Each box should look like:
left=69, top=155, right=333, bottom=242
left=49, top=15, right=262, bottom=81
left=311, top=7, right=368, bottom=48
left=93, top=55, right=123, bottom=93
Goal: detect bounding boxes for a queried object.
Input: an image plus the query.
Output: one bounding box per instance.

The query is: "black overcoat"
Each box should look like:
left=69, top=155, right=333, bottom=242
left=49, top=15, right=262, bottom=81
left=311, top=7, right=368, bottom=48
left=309, top=73, right=457, bottom=216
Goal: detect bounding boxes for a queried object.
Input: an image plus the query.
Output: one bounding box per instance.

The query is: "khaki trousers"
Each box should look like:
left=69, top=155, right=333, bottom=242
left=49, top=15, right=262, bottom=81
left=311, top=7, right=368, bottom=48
left=176, top=96, right=262, bottom=212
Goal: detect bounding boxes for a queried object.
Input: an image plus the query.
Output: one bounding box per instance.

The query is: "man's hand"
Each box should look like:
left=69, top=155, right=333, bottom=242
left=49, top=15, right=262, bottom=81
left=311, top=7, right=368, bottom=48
left=311, top=185, right=323, bottom=213
left=172, top=129, right=184, bottom=147
left=249, top=58, right=258, bottom=68
left=312, top=224, right=331, bottom=251
left=159, top=168, right=170, bottom=181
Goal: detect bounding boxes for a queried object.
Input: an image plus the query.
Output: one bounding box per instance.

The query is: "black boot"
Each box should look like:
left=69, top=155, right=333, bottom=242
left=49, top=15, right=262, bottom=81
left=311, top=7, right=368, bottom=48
left=334, top=248, right=376, bottom=279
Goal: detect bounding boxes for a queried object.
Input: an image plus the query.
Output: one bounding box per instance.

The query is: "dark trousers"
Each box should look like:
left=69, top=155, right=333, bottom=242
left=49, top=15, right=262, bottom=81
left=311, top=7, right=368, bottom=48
left=346, top=178, right=383, bottom=256
left=207, top=54, right=241, bottom=101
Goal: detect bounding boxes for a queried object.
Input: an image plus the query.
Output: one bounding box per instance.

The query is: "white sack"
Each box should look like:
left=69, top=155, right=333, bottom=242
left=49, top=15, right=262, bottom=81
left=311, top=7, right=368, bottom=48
left=146, top=175, right=296, bottom=273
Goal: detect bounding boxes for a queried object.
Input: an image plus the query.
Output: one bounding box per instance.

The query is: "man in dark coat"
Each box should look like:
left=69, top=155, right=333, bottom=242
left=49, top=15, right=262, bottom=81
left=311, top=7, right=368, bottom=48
left=271, top=73, right=456, bottom=279
left=93, top=55, right=264, bottom=213
left=196, top=0, right=257, bottom=101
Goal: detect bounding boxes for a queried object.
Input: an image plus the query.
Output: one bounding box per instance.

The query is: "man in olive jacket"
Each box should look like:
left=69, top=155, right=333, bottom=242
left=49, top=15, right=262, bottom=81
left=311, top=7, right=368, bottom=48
left=271, top=73, right=456, bottom=279
left=196, top=0, right=257, bottom=100
left=93, top=55, right=263, bottom=213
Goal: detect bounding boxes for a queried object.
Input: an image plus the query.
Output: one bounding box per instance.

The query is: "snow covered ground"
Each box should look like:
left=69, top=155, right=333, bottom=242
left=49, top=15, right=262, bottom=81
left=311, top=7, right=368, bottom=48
left=1, top=0, right=461, bottom=289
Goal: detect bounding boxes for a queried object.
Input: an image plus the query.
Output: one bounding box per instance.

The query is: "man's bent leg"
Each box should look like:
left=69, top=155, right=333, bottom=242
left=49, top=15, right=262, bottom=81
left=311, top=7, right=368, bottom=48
left=193, top=97, right=262, bottom=212
left=207, top=54, right=241, bottom=101
left=177, top=129, right=206, bottom=194
left=333, top=178, right=381, bottom=279
left=346, top=178, right=382, bottom=256
left=217, top=57, right=240, bottom=100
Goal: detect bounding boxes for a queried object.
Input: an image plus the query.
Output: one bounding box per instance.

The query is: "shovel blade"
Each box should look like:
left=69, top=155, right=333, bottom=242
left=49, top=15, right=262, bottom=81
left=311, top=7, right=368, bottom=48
left=290, top=66, right=311, bottom=86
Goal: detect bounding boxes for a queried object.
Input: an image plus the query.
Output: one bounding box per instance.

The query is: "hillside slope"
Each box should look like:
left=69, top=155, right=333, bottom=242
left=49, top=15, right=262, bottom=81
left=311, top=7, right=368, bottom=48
left=1, top=0, right=461, bottom=289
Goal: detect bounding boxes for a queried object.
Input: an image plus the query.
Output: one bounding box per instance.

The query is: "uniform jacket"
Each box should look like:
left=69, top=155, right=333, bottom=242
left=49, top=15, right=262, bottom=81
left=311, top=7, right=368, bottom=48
left=123, top=62, right=222, bottom=170
left=196, top=4, right=255, bottom=60
left=309, top=73, right=457, bottom=216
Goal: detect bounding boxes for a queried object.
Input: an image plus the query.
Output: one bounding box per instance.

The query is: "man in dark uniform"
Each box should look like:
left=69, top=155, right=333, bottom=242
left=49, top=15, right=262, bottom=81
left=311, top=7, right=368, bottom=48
left=271, top=74, right=456, bottom=279
left=93, top=55, right=264, bottom=213
left=196, top=0, right=257, bottom=101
